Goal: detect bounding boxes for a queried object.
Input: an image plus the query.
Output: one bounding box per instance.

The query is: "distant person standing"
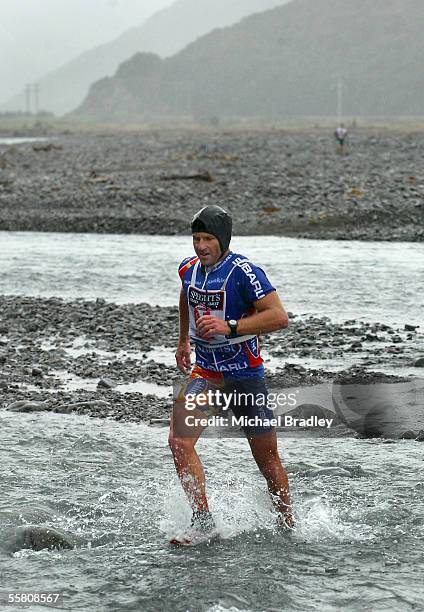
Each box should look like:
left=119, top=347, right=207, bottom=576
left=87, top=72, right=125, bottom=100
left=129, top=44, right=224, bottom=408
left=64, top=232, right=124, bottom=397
left=334, top=124, right=348, bottom=154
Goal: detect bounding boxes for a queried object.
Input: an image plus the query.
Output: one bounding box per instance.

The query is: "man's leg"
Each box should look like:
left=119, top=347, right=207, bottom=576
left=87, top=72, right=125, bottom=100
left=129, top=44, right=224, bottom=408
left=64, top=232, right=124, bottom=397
left=247, top=430, right=294, bottom=527
left=168, top=401, right=211, bottom=513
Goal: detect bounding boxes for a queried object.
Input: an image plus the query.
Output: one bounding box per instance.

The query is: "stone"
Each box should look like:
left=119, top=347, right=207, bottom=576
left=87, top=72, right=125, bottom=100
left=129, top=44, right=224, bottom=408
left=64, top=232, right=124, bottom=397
left=399, top=430, right=417, bottom=440
left=405, top=324, right=419, bottom=332
left=3, top=526, right=74, bottom=554
left=97, top=378, right=117, bottom=389
left=6, top=401, right=50, bottom=413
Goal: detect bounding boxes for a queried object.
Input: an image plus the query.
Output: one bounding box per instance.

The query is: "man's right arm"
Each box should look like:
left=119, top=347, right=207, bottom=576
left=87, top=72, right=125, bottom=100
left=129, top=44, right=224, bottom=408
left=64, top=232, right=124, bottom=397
left=175, top=287, right=191, bottom=374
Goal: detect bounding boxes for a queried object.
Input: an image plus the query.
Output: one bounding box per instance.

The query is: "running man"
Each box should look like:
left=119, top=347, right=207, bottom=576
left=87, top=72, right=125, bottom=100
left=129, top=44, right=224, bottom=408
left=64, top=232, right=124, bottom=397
left=169, top=205, right=294, bottom=538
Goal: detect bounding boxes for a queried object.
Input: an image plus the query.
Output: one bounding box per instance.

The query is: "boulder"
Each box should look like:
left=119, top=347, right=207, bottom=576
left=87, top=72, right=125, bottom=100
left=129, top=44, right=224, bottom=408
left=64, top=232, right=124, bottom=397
left=2, top=526, right=74, bottom=553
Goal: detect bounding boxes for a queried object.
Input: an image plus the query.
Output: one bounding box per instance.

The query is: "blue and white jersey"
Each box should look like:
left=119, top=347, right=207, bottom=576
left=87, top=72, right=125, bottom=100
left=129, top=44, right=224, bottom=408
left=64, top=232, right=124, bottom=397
left=178, top=251, right=275, bottom=378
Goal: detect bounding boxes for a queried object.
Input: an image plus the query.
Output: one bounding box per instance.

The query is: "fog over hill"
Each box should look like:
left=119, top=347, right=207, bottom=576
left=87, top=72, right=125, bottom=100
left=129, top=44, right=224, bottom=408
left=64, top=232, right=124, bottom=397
left=72, top=0, right=424, bottom=122
left=1, top=0, right=289, bottom=116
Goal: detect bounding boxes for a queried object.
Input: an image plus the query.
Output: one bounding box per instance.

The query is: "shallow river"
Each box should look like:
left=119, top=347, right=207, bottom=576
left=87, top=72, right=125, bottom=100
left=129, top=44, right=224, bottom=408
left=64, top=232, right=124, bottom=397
left=1, top=410, right=423, bottom=611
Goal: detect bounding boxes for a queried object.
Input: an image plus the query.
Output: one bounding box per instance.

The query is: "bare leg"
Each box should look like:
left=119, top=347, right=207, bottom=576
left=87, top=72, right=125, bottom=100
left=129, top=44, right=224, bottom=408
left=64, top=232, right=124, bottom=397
left=168, top=407, right=209, bottom=512
left=247, top=430, right=294, bottom=527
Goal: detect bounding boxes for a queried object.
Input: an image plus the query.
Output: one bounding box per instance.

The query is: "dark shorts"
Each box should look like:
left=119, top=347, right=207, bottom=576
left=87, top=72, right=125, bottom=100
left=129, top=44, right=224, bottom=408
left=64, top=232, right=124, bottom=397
left=222, top=377, right=275, bottom=436
left=176, top=366, right=275, bottom=436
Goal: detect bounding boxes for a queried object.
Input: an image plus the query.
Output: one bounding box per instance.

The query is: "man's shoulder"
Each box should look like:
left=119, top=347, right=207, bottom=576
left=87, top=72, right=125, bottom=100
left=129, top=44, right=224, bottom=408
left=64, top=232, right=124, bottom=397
left=178, top=255, right=199, bottom=281
left=231, top=253, right=265, bottom=274
left=230, top=253, right=274, bottom=300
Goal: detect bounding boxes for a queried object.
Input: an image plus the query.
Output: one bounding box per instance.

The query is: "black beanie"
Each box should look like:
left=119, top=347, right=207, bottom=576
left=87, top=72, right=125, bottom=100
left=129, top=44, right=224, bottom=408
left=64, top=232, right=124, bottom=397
left=191, top=205, right=232, bottom=255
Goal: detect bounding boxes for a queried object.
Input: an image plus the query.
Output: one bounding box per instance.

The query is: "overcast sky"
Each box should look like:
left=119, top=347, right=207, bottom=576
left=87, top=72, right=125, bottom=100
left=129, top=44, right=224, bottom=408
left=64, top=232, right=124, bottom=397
left=0, top=0, right=174, bottom=104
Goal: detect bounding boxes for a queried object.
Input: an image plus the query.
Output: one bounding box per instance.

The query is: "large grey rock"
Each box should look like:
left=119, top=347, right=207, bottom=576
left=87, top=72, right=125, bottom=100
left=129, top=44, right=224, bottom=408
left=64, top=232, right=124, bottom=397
left=332, top=379, right=424, bottom=438
left=97, top=378, right=117, bottom=389
left=6, top=401, right=50, bottom=413
left=2, top=526, right=75, bottom=554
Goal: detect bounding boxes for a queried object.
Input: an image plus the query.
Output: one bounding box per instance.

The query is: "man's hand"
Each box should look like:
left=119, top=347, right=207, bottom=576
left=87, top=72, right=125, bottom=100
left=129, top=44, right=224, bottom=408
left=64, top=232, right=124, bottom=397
left=196, top=314, right=229, bottom=339
left=175, top=341, right=192, bottom=375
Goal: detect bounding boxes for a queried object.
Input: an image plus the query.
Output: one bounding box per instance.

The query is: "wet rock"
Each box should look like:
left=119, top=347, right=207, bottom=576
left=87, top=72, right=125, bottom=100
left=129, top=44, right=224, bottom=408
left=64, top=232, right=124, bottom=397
left=97, top=377, right=117, bottom=389
left=2, top=526, right=74, bottom=554
left=309, top=467, right=352, bottom=477
left=405, top=324, right=419, bottom=332
left=31, top=367, right=43, bottom=377
left=415, top=430, right=424, bottom=442
left=384, top=558, right=401, bottom=566
left=399, top=430, right=417, bottom=440
left=6, top=400, right=50, bottom=413
left=149, top=417, right=170, bottom=426
left=414, top=357, right=424, bottom=367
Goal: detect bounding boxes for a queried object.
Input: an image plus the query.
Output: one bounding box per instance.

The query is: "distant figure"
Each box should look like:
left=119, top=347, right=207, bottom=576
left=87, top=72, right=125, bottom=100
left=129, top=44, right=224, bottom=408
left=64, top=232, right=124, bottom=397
left=334, top=124, right=348, bottom=154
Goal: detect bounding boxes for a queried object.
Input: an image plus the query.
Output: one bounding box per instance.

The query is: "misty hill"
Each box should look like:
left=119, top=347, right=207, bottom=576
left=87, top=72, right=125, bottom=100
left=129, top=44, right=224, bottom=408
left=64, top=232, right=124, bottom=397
left=73, top=0, right=424, bottom=121
left=0, top=0, right=289, bottom=116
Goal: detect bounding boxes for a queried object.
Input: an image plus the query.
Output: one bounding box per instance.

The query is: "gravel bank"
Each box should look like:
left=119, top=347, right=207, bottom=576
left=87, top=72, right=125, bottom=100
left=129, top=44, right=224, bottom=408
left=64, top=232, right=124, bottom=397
left=0, top=128, right=423, bottom=240
left=1, top=296, right=422, bottom=438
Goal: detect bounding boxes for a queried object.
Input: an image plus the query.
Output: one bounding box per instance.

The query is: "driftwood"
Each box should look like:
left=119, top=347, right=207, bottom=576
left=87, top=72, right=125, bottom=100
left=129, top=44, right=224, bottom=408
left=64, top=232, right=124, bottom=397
left=161, top=171, right=214, bottom=182
left=33, top=143, right=63, bottom=152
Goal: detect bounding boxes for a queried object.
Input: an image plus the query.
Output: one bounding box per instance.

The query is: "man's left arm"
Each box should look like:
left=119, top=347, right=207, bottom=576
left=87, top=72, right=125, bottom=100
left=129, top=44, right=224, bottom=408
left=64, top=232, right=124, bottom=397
left=236, top=291, right=288, bottom=336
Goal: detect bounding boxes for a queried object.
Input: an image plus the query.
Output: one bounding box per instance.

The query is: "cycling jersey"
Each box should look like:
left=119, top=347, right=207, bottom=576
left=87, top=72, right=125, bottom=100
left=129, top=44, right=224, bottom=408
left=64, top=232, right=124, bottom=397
left=178, top=251, right=275, bottom=378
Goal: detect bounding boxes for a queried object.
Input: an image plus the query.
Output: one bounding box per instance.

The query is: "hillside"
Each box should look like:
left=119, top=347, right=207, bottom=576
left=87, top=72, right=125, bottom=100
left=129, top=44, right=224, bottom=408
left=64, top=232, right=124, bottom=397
left=0, top=0, right=288, bottom=116
left=72, top=0, right=424, bottom=121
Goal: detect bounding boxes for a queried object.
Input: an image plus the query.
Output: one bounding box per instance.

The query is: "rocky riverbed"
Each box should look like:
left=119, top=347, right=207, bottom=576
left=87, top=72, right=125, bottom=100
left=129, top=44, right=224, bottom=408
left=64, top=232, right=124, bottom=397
left=0, top=128, right=423, bottom=240
left=1, top=296, right=422, bottom=438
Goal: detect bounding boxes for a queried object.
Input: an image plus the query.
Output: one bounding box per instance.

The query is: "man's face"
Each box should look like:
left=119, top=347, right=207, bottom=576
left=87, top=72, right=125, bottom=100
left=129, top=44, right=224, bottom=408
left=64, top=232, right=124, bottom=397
left=192, top=232, right=221, bottom=267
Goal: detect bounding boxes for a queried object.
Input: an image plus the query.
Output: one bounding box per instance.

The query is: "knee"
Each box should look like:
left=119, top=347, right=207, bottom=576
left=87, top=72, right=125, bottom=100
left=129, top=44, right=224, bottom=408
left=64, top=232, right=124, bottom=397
left=253, top=447, right=280, bottom=472
left=168, top=433, right=195, bottom=456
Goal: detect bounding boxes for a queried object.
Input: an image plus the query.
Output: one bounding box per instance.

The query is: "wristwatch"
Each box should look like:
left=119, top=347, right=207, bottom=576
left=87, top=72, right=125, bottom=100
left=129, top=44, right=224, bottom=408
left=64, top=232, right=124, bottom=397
left=227, top=319, right=238, bottom=338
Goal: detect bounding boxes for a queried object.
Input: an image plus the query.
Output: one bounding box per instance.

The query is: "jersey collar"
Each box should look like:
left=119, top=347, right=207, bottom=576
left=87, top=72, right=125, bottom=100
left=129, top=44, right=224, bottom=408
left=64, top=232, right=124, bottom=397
left=203, top=250, right=233, bottom=275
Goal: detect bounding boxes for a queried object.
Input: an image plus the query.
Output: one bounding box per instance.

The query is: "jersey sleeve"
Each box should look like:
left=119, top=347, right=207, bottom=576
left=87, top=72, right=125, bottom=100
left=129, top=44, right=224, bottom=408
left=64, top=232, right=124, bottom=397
left=178, top=256, right=198, bottom=282
left=235, top=260, right=276, bottom=304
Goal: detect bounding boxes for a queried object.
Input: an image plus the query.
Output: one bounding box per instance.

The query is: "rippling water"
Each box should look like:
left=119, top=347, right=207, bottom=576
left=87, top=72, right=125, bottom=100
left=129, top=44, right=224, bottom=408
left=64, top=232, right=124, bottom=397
left=0, top=137, right=48, bottom=146
left=1, top=232, right=423, bottom=326
left=1, top=409, right=423, bottom=611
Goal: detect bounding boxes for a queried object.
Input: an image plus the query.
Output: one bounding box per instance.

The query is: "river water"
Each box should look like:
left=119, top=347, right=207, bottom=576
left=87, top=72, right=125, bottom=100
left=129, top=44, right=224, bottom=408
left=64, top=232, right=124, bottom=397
left=1, top=232, right=423, bottom=326
left=1, top=232, right=423, bottom=611
left=0, top=137, right=48, bottom=146
left=1, top=410, right=423, bottom=611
